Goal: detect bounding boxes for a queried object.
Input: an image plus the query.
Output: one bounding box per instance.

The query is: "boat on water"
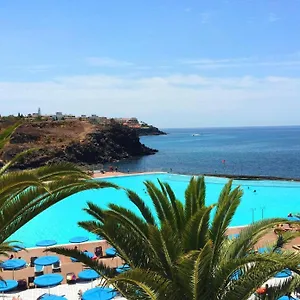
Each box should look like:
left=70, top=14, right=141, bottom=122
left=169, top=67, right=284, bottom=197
left=192, top=133, right=200, bottom=136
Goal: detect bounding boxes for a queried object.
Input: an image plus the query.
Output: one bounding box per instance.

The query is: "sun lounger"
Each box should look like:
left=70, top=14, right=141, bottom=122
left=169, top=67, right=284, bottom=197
left=52, top=261, right=61, bottom=273
left=34, top=265, right=44, bottom=276
left=28, top=276, right=35, bottom=288
left=30, top=256, right=38, bottom=267
left=292, top=245, right=300, bottom=250
left=81, top=263, right=90, bottom=270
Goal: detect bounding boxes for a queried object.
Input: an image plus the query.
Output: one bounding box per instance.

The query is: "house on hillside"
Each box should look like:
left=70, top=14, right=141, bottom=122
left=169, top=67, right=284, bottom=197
left=52, top=111, right=64, bottom=121
left=64, top=114, right=76, bottom=120
left=114, top=117, right=141, bottom=128
left=98, top=117, right=109, bottom=124
left=125, top=117, right=140, bottom=127
left=89, top=114, right=99, bottom=121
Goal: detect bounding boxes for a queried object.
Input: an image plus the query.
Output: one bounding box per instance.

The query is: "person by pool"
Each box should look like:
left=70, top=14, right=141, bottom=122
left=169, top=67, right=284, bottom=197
left=288, top=213, right=293, bottom=217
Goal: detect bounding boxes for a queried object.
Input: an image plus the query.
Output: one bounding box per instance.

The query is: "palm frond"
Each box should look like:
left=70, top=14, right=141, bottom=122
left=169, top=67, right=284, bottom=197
left=183, top=205, right=215, bottom=251
left=49, top=246, right=116, bottom=281
left=145, top=180, right=174, bottom=226
left=164, top=182, right=185, bottom=232
left=210, top=182, right=243, bottom=267
left=0, top=122, right=21, bottom=152
left=126, top=189, right=156, bottom=225
left=225, top=218, right=288, bottom=259
left=109, top=269, right=180, bottom=300
left=73, top=176, right=300, bottom=300
left=83, top=201, right=106, bottom=223
left=0, top=180, right=112, bottom=242
left=0, top=148, right=38, bottom=176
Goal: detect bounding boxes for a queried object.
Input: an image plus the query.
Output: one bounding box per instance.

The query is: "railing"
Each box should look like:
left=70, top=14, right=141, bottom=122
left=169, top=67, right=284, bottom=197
left=249, top=207, right=267, bottom=223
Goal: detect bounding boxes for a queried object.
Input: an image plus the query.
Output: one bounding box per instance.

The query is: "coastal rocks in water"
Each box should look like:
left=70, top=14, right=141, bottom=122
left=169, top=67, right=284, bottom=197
left=136, top=125, right=167, bottom=136
left=1, top=120, right=158, bottom=169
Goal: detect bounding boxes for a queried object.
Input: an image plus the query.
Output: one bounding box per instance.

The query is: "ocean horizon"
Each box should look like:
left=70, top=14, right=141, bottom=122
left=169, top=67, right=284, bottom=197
left=105, top=126, right=300, bottom=179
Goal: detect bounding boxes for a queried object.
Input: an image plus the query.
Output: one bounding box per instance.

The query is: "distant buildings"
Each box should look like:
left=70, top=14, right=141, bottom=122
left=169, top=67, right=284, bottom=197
left=55, top=112, right=63, bottom=120
left=3, top=109, right=142, bottom=128
left=113, top=117, right=141, bottom=128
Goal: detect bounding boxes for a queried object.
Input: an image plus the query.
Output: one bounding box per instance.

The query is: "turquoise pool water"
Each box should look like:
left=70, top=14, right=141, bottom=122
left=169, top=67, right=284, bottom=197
left=9, top=173, right=300, bottom=247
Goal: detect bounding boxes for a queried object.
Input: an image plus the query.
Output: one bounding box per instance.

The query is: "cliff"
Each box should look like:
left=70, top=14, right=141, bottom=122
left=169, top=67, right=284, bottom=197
left=137, top=125, right=167, bottom=136
left=0, top=120, right=157, bottom=169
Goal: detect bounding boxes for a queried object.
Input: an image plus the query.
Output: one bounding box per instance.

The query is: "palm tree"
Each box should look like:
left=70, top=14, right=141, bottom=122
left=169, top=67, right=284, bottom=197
left=51, top=177, right=300, bottom=300
left=0, top=123, right=117, bottom=258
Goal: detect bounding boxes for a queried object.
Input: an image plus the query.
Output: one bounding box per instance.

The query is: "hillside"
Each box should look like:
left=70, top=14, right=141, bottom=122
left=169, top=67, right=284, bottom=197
left=0, top=120, right=157, bottom=169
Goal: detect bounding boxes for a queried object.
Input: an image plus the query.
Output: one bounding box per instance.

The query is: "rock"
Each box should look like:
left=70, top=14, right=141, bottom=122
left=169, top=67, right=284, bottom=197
left=136, top=125, right=167, bottom=136
left=1, top=120, right=158, bottom=169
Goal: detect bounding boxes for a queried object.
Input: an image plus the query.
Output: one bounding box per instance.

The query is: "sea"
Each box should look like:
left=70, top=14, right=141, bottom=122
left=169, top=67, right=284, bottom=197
left=107, top=126, right=300, bottom=179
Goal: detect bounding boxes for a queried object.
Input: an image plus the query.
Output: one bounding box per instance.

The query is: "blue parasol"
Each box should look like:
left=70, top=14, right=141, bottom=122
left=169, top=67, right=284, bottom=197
left=39, top=294, right=67, bottom=300
left=36, top=240, right=57, bottom=247
left=258, top=247, right=281, bottom=254
left=69, top=236, right=89, bottom=243
left=82, top=287, right=117, bottom=300
left=105, top=247, right=117, bottom=257
left=228, top=233, right=240, bottom=240
left=0, top=279, right=18, bottom=292
left=1, top=258, right=26, bottom=270
left=34, top=255, right=59, bottom=266
left=274, top=269, right=292, bottom=278
left=116, top=264, right=130, bottom=274
left=277, top=296, right=299, bottom=300
left=229, top=269, right=242, bottom=281
left=71, top=251, right=94, bottom=262
left=78, top=269, right=100, bottom=280
left=258, top=247, right=269, bottom=254
left=1, top=258, right=26, bottom=279
left=34, top=274, right=63, bottom=287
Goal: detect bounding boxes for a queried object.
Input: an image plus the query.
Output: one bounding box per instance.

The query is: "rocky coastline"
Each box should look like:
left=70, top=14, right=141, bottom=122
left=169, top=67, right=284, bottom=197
left=202, top=173, right=300, bottom=182
left=0, top=120, right=158, bottom=169
left=136, top=125, right=166, bottom=136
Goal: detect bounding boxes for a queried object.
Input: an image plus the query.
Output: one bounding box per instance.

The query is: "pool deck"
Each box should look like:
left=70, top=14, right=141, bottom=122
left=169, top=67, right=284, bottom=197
left=92, top=170, right=300, bottom=182
left=92, top=170, right=166, bottom=179
left=2, top=226, right=300, bottom=280
left=2, top=227, right=300, bottom=299
left=0, top=240, right=123, bottom=283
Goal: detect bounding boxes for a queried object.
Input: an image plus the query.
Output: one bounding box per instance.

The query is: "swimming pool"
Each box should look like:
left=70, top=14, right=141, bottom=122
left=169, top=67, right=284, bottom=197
left=9, top=173, right=300, bottom=247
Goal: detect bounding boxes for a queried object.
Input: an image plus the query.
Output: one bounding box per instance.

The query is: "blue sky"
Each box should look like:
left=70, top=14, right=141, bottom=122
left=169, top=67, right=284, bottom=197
left=0, top=0, right=299, bottom=127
